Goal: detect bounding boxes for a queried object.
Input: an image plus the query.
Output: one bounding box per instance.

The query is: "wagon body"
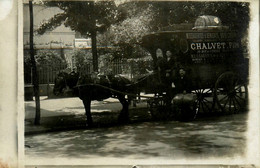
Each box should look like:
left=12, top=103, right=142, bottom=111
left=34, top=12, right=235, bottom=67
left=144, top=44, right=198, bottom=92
left=141, top=16, right=248, bottom=117
left=142, top=30, right=248, bottom=89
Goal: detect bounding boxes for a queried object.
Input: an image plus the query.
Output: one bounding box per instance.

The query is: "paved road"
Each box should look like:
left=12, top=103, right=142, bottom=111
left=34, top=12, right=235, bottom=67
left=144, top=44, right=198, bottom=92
left=25, top=96, right=148, bottom=119
left=25, top=112, right=248, bottom=165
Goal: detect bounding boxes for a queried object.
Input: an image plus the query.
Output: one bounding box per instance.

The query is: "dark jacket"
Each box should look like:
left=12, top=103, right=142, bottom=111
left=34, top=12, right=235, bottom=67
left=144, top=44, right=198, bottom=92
left=173, top=75, right=192, bottom=93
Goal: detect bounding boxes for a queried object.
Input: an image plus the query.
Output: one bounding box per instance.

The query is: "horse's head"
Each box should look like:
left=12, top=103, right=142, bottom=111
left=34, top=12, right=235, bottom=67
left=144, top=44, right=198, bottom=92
left=77, top=74, right=92, bottom=86
left=53, top=72, right=69, bottom=96
left=66, top=71, right=79, bottom=89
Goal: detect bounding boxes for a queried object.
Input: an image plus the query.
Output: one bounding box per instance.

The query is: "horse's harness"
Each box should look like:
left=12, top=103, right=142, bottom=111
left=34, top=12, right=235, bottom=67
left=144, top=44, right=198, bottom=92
left=76, top=73, right=155, bottom=99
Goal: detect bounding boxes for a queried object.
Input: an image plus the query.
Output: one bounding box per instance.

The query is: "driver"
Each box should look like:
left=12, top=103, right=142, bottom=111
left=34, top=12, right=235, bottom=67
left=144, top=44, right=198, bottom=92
left=172, top=67, right=192, bottom=94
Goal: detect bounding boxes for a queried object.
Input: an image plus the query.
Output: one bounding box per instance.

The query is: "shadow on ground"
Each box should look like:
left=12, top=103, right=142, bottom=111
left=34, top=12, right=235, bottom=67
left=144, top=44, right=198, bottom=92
left=25, top=107, right=151, bottom=135
left=25, top=113, right=248, bottom=160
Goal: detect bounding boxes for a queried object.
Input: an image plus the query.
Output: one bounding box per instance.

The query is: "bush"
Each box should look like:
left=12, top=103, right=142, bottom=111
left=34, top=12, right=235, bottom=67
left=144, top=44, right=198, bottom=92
left=71, top=49, right=92, bottom=74
left=24, top=50, right=67, bottom=70
left=34, top=50, right=67, bottom=70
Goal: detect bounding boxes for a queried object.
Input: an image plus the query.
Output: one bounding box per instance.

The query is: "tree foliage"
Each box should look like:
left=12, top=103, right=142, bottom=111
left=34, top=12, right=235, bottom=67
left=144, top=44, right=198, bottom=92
left=33, top=50, right=67, bottom=69
left=36, top=1, right=249, bottom=68
left=98, top=1, right=249, bottom=59
left=97, top=2, right=153, bottom=59
left=37, top=1, right=124, bottom=35
left=149, top=1, right=249, bottom=35
left=36, top=1, right=126, bottom=71
left=71, top=49, right=92, bottom=72
left=24, top=50, right=67, bottom=70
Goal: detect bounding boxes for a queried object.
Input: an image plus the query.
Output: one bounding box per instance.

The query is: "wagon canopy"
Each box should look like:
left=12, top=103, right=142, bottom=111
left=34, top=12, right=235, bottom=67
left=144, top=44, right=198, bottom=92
left=141, top=16, right=243, bottom=65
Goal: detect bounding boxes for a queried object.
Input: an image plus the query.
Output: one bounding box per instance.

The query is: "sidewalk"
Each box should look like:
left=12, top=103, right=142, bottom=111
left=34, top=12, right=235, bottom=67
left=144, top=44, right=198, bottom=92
left=25, top=96, right=151, bottom=135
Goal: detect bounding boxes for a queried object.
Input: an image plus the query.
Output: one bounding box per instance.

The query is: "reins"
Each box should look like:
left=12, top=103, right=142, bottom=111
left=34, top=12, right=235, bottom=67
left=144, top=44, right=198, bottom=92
left=75, top=83, right=154, bottom=99
left=132, top=72, right=156, bottom=85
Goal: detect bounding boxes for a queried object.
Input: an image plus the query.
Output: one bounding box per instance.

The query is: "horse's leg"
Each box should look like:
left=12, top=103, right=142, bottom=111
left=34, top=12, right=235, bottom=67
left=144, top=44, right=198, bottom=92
left=128, top=94, right=136, bottom=107
left=82, top=99, right=93, bottom=127
left=133, top=90, right=141, bottom=107
left=118, top=95, right=129, bottom=123
left=132, top=95, right=137, bottom=107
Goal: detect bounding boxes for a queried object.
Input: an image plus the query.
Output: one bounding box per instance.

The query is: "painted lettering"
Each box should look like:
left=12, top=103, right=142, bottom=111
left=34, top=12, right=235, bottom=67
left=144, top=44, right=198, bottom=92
left=191, top=43, right=196, bottom=50
left=229, top=42, right=240, bottom=49
left=190, top=42, right=238, bottom=50
left=221, top=42, right=226, bottom=49
left=202, top=43, right=207, bottom=49
left=196, top=43, right=202, bottom=50
left=211, top=43, right=216, bottom=49
left=217, top=43, right=221, bottom=49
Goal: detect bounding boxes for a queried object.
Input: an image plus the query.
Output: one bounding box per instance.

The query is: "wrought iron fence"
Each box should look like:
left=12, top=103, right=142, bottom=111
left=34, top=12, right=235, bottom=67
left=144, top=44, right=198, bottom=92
left=24, top=62, right=67, bottom=84
left=24, top=57, right=152, bottom=84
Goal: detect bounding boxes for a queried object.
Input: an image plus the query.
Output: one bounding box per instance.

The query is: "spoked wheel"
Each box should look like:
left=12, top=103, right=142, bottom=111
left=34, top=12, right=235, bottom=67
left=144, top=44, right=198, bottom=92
left=214, top=72, right=248, bottom=114
left=193, top=88, right=215, bottom=114
left=148, top=96, right=171, bottom=120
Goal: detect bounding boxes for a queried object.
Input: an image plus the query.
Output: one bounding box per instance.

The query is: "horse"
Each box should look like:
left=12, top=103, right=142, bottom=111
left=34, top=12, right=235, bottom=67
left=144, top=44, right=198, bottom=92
left=53, top=71, right=79, bottom=96
left=53, top=71, right=136, bottom=127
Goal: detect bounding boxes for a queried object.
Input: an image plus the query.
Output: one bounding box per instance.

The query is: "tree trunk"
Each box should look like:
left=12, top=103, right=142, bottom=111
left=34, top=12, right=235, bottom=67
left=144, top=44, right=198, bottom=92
left=89, top=1, right=98, bottom=72
left=29, top=0, right=41, bottom=125
left=91, top=30, right=98, bottom=72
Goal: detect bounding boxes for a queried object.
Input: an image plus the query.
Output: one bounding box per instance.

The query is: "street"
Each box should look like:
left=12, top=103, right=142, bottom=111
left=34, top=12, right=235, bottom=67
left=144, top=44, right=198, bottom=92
left=25, top=111, right=248, bottom=165
left=25, top=97, right=133, bottom=119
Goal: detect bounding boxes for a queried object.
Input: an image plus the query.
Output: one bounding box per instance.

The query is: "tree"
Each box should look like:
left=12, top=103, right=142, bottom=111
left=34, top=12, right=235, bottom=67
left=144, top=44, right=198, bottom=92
left=37, top=1, right=125, bottom=72
left=99, top=1, right=249, bottom=59
left=148, top=1, right=250, bottom=51
left=97, top=2, right=153, bottom=59
left=149, top=1, right=249, bottom=35
left=29, top=0, right=41, bottom=125
left=99, top=1, right=250, bottom=75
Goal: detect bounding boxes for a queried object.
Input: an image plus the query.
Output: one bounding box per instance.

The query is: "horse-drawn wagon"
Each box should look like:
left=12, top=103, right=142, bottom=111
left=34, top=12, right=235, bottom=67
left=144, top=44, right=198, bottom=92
left=53, top=15, right=249, bottom=125
left=140, top=15, right=249, bottom=120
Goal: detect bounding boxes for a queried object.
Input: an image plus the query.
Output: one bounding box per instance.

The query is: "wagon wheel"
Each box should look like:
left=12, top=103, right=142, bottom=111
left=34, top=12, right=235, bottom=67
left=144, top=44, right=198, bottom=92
left=193, top=88, right=215, bottom=114
left=214, top=72, right=248, bottom=114
left=148, top=96, right=171, bottom=120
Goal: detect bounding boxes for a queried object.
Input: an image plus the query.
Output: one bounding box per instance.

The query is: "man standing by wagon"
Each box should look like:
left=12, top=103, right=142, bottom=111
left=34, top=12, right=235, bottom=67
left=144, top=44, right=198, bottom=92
left=171, top=67, right=197, bottom=121
left=173, top=67, right=192, bottom=94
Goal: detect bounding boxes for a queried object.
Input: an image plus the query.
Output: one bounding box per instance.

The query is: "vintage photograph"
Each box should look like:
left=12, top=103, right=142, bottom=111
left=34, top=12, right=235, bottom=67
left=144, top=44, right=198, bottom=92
left=22, top=0, right=256, bottom=167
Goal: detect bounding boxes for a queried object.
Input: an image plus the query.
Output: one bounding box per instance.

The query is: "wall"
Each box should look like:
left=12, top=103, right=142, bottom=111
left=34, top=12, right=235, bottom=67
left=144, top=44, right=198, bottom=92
left=23, top=3, right=75, bottom=49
